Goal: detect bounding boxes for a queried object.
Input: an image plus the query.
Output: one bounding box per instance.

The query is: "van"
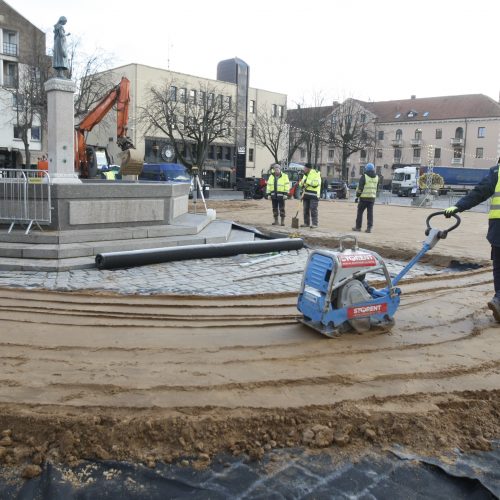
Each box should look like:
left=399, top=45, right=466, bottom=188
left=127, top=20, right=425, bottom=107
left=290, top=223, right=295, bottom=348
left=139, top=163, right=190, bottom=183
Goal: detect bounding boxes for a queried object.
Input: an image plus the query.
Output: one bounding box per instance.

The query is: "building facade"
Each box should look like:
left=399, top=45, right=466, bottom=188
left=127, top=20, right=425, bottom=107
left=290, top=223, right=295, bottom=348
left=0, top=0, right=46, bottom=168
left=89, top=60, right=287, bottom=186
left=290, top=94, right=500, bottom=183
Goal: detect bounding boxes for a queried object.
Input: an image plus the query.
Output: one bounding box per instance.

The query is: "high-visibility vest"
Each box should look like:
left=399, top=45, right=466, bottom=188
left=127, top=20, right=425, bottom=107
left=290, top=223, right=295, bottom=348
left=360, top=174, right=378, bottom=199
left=266, top=172, right=290, bottom=196
left=299, top=169, right=321, bottom=197
left=104, top=171, right=116, bottom=180
left=488, top=173, right=500, bottom=219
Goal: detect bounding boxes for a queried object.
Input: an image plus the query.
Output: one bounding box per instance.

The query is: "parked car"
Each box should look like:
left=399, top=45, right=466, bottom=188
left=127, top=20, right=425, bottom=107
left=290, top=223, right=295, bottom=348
left=328, top=180, right=349, bottom=199
left=348, top=181, right=358, bottom=190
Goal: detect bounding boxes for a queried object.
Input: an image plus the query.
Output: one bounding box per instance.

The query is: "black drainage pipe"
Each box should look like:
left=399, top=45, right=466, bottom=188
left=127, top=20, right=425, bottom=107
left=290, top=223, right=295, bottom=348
left=95, top=238, right=304, bottom=270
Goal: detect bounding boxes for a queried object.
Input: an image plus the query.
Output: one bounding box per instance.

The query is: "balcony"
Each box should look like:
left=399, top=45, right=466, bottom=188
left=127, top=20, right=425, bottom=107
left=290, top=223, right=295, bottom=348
left=410, top=139, right=422, bottom=146
left=451, top=157, right=463, bottom=165
left=391, top=139, right=403, bottom=147
left=450, top=137, right=464, bottom=146
left=2, top=42, right=17, bottom=56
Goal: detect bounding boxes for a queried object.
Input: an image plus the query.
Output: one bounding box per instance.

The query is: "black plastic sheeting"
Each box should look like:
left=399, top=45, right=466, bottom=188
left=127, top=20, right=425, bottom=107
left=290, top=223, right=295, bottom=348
left=1, top=443, right=498, bottom=499
left=95, top=238, right=304, bottom=270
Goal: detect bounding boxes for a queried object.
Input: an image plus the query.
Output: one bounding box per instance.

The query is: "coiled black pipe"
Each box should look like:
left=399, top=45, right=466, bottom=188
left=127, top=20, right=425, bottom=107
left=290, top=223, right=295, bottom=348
left=95, top=238, right=304, bottom=270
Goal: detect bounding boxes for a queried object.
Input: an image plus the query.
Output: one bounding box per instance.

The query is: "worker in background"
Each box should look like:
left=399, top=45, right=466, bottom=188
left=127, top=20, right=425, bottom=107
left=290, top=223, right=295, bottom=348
left=101, top=166, right=116, bottom=180
left=299, top=163, right=321, bottom=228
left=445, top=160, right=500, bottom=322
left=265, top=163, right=290, bottom=226
left=321, top=177, right=329, bottom=199
left=352, top=163, right=379, bottom=233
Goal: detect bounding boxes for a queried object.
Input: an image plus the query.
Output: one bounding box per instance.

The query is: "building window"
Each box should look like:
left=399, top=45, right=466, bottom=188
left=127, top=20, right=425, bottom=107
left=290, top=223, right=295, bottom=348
left=208, top=145, right=215, bottom=159
left=376, top=149, right=383, bottom=158
left=360, top=150, right=367, bottom=159
left=455, top=127, right=464, bottom=139
left=434, top=148, right=441, bottom=159
left=360, top=114, right=366, bottom=123
left=198, top=91, right=205, bottom=106
left=394, top=148, right=402, bottom=161
left=250, top=124, right=255, bottom=138
left=328, top=149, right=334, bottom=160
left=279, top=105, right=285, bottom=117
left=478, top=127, right=486, bottom=138
left=13, top=126, right=22, bottom=139
left=413, top=148, right=421, bottom=159
left=249, top=100, right=255, bottom=114
left=248, top=148, right=254, bottom=162
left=414, top=129, right=422, bottom=140
left=179, top=88, right=186, bottom=103
left=31, top=126, right=41, bottom=141
left=378, top=130, right=384, bottom=141
left=225, top=147, right=231, bottom=160
left=208, top=93, right=214, bottom=106
left=476, top=147, right=484, bottom=158
left=361, top=130, right=367, bottom=140
left=216, top=146, right=223, bottom=160
left=224, top=95, right=232, bottom=110
left=395, top=129, right=402, bottom=140
left=299, top=148, right=305, bottom=159
left=169, top=86, right=177, bottom=101
left=217, top=94, right=223, bottom=108
left=189, top=89, right=196, bottom=103
left=454, top=148, right=462, bottom=159
left=272, top=104, right=277, bottom=117
left=435, top=128, right=442, bottom=139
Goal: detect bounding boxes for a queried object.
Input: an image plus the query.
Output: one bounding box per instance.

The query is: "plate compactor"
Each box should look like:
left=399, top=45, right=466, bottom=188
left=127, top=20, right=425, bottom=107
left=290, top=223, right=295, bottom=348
left=297, top=211, right=460, bottom=337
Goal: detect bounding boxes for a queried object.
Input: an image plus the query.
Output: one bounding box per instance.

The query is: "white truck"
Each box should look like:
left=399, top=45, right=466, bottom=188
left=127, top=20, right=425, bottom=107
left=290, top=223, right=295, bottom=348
left=391, top=165, right=490, bottom=196
left=391, top=166, right=419, bottom=197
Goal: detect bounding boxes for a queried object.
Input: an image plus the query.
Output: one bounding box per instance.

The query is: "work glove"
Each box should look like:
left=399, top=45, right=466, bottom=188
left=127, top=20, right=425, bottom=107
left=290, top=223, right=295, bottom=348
left=444, top=206, right=459, bottom=218
left=354, top=198, right=359, bottom=203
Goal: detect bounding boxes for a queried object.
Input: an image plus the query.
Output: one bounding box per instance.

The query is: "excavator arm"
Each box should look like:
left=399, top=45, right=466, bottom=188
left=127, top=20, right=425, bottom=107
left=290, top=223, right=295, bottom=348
left=75, top=77, right=140, bottom=178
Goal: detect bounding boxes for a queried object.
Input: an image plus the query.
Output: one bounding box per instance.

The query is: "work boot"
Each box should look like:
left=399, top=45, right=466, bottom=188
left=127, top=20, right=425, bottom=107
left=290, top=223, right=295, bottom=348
left=300, top=223, right=309, bottom=228
left=352, top=227, right=361, bottom=232
left=365, top=228, right=372, bottom=233
left=272, top=216, right=279, bottom=225
left=280, top=217, right=285, bottom=226
left=487, top=296, right=500, bottom=322
left=310, top=225, right=318, bottom=229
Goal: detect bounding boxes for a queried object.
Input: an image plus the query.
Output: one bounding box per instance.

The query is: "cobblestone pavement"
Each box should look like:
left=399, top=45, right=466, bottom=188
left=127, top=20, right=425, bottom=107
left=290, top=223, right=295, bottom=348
left=0, top=248, right=438, bottom=296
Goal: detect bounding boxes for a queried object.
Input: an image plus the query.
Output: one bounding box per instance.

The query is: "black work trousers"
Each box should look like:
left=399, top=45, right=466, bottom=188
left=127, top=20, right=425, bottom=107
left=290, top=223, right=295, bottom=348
left=271, top=196, right=285, bottom=218
left=355, top=199, right=374, bottom=229
left=492, top=245, right=500, bottom=298
left=303, top=197, right=319, bottom=226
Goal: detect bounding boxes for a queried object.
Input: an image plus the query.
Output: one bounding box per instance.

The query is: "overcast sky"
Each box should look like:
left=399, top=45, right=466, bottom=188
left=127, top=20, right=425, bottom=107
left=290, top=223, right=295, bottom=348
left=7, top=0, right=500, bottom=107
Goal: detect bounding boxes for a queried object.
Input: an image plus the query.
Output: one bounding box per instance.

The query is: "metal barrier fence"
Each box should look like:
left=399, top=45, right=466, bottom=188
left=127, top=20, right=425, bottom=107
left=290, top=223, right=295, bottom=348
left=0, top=169, right=51, bottom=234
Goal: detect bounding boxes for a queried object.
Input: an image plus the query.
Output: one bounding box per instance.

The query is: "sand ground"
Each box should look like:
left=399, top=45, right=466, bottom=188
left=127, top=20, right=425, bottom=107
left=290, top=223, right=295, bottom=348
left=0, top=198, right=498, bottom=477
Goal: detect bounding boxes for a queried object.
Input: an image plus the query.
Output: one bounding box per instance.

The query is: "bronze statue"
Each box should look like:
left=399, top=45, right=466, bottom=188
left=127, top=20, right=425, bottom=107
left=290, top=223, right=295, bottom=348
left=53, top=16, right=70, bottom=77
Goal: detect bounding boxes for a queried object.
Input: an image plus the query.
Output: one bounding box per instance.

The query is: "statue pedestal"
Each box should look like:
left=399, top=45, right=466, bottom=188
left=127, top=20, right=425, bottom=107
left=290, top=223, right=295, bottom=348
left=44, top=78, right=81, bottom=184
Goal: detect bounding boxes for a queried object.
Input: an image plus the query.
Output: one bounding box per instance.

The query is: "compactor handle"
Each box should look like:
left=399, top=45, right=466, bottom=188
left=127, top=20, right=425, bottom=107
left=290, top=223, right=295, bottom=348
left=425, top=211, right=461, bottom=239
left=338, top=234, right=358, bottom=251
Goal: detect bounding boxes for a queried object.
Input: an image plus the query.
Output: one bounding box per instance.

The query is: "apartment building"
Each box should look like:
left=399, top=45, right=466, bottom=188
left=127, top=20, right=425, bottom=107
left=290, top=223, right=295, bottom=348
left=89, top=60, right=287, bottom=186
left=0, top=0, right=46, bottom=168
left=290, top=94, right=500, bottom=182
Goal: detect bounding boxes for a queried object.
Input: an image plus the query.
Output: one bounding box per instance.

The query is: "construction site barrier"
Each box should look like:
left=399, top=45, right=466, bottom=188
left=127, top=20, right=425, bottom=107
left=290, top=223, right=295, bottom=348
left=96, top=238, right=305, bottom=270
left=0, top=168, right=51, bottom=234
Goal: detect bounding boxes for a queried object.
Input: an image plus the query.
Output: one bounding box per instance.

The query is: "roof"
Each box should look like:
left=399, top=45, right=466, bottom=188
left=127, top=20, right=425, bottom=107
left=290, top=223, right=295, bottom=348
left=360, top=94, right=500, bottom=122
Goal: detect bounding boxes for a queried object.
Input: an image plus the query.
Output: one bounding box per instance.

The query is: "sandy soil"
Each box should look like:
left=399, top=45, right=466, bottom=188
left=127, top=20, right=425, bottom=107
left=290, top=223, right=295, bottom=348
left=0, top=199, right=499, bottom=477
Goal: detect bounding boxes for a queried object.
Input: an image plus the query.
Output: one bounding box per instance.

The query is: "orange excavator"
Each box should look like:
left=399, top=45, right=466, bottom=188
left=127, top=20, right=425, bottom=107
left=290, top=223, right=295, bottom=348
left=75, top=76, right=143, bottom=178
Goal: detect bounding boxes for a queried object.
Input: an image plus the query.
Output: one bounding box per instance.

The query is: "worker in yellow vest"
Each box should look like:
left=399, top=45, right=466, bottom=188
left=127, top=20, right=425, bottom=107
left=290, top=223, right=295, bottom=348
left=352, top=163, right=379, bottom=233
left=445, top=160, right=500, bottom=322
left=298, top=163, right=321, bottom=228
left=265, top=163, right=290, bottom=226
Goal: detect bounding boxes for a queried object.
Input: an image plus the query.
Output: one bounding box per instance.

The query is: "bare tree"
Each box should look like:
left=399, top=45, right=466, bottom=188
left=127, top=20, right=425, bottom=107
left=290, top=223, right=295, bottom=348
left=2, top=30, right=51, bottom=168
left=139, top=79, right=235, bottom=172
left=67, top=37, right=116, bottom=122
left=253, top=106, right=288, bottom=164
left=328, top=99, right=375, bottom=180
left=286, top=94, right=334, bottom=166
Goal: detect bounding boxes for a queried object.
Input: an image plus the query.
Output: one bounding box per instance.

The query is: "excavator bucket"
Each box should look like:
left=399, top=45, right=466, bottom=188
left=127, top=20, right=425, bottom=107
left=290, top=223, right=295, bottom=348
left=119, top=149, right=143, bottom=176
